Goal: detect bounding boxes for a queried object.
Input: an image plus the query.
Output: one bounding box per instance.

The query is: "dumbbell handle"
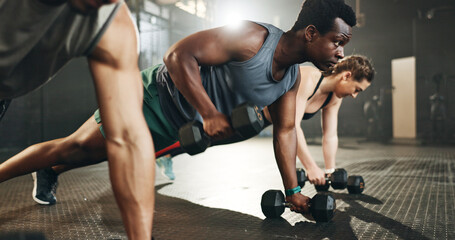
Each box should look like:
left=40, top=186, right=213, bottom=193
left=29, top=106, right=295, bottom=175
left=320, top=171, right=342, bottom=183
left=281, top=200, right=313, bottom=210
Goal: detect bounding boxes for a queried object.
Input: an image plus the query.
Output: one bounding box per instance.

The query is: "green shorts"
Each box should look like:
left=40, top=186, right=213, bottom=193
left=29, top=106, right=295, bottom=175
left=94, top=64, right=179, bottom=152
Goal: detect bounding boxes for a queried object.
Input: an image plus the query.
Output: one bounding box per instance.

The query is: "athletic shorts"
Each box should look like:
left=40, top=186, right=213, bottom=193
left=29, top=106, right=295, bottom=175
left=94, top=64, right=179, bottom=152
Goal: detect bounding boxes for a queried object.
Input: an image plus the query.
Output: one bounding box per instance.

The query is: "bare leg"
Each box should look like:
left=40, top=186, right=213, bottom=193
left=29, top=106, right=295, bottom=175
left=0, top=116, right=106, bottom=183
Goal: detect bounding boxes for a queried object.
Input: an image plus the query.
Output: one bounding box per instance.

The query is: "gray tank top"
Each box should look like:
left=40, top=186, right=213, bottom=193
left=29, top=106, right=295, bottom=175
left=155, top=22, right=299, bottom=129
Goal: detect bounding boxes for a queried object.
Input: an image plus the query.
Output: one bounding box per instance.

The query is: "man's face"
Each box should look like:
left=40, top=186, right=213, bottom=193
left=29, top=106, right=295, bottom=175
left=308, top=18, right=352, bottom=71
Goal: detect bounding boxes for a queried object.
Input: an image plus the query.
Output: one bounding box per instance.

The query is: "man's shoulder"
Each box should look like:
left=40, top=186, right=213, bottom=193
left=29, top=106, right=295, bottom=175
left=247, top=21, right=284, bottom=35
left=299, top=65, right=320, bottom=77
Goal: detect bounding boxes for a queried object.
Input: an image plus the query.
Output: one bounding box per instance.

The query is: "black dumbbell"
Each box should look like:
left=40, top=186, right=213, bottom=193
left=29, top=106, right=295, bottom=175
left=315, top=169, right=365, bottom=194
left=260, top=190, right=336, bottom=222
left=297, top=168, right=347, bottom=190
left=179, top=102, right=264, bottom=155
left=314, top=168, right=348, bottom=192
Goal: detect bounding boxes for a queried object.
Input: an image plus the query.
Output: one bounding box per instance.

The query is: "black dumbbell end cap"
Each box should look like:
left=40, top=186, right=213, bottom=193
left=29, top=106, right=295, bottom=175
left=231, top=102, right=264, bottom=138
left=261, top=190, right=285, bottom=218
left=347, top=175, right=365, bottom=194
left=296, top=168, right=307, bottom=188
left=179, top=122, right=210, bottom=155
left=331, top=168, right=348, bottom=189
left=315, top=183, right=330, bottom=192
left=310, top=193, right=336, bottom=222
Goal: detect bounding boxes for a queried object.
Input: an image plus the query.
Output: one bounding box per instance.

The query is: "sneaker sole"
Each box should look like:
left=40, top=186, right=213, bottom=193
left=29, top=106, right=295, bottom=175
left=160, top=168, right=175, bottom=181
left=157, top=160, right=174, bottom=180
left=31, top=172, right=52, bottom=205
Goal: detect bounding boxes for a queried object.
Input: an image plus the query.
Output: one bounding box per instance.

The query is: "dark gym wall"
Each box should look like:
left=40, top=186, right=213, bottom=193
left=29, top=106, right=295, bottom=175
left=1, top=0, right=454, bottom=149
left=0, top=58, right=97, bottom=149
left=414, top=14, right=455, bottom=141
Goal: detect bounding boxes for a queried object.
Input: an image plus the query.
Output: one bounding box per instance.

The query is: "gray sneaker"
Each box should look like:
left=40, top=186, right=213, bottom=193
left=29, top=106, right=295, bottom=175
left=156, top=156, right=175, bottom=180
left=32, top=168, right=58, bottom=205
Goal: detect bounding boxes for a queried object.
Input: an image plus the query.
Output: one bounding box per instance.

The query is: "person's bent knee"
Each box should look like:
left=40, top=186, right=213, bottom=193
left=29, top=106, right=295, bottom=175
left=56, top=137, right=100, bottom=165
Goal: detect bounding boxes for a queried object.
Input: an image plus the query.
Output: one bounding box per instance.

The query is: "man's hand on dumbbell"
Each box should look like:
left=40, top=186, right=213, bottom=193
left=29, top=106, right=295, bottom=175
left=203, top=112, right=233, bottom=140
left=261, top=190, right=336, bottom=222
left=179, top=102, right=264, bottom=155
left=285, top=192, right=310, bottom=214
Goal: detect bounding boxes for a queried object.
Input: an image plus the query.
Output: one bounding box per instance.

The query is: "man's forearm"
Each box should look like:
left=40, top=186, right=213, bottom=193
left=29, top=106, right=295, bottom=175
left=88, top=3, right=155, bottom=238
left=273, top=127, right=298, bottom=189
left=95, top=69, right=155, bottom=239
left=322, top=135, right=338, bottom=170
left=106, top=136, right=154, bottom=239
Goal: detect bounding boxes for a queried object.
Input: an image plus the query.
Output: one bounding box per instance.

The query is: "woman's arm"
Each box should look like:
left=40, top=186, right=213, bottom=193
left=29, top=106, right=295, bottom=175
left=321, top=99, right=342, bottom=171
left=296, top=125, right=326, bottom=185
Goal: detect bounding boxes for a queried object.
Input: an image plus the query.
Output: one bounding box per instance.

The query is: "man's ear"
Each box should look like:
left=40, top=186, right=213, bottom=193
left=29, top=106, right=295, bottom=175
left=304, top=25, right=318, bottom=42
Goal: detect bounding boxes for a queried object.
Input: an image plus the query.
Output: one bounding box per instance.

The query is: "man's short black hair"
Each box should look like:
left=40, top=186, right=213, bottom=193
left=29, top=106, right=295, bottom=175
left=291, top=0, right=356, bottom=35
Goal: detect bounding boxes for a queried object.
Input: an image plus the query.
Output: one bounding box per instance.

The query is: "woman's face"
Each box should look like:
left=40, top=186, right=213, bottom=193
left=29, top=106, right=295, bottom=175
left=334, top=72, right=371, bottom=98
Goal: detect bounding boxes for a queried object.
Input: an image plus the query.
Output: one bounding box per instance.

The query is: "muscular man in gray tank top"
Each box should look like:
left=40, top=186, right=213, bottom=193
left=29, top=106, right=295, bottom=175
left=162, top=0, right=356, bottom=215
left=0, top=0, right=357, bottom=235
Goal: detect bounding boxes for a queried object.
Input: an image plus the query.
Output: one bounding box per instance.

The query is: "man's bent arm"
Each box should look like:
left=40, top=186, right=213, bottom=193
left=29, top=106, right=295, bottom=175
left=88, top=4, right=154, bottom=239
left=163, top=22, right=268, bottom=138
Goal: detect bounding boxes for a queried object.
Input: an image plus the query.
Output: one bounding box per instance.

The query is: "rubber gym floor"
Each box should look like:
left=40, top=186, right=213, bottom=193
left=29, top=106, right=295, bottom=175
left=0, top=137, right=454, bottom=240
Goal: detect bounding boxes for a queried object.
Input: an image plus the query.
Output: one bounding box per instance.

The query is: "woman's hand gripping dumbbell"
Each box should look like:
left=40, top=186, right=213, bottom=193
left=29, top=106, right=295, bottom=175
left=296, top=168, right=364, bottom=194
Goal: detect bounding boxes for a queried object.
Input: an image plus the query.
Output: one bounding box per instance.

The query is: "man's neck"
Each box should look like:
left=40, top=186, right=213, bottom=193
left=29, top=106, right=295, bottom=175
left=275, top=31, right=308, bottom=68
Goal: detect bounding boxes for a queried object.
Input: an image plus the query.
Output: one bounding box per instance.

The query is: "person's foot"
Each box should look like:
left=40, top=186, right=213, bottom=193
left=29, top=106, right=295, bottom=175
left=156, top=156, right=175, bottom=180
left=32, top=168, right=58, bottom=205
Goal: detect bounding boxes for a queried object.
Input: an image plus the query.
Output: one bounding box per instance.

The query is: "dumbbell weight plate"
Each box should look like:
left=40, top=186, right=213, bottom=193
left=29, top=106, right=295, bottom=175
left=310, top=193, right=336, bottom=222
left=178, top=121, right=210, bottom=155
left=330, top=168, right=348, bottom=189
left=347, top=175, right=365, bottom=194
left=231, top=102, right=264, bottom=138
left=315, top=182, right=330, bottom=192
left=260, top=190, right=286, bottom=218
left=296, top=168, right=307, bottom=188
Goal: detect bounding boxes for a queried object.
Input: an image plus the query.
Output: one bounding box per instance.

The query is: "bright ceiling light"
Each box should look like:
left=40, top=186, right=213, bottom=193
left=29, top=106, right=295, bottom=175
left=224, top=13, right=243, bottom=29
